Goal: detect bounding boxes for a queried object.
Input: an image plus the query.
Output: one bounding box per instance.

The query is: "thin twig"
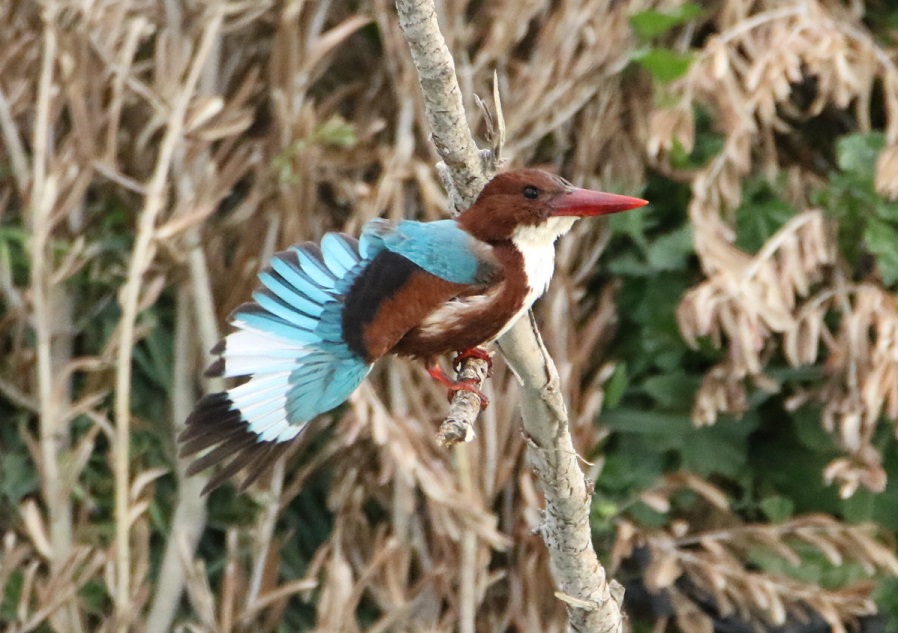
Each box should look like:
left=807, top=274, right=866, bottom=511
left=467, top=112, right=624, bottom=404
left=0, top=83, right=30, bottom=195
left=454, top=444, right=478, bottom=633
left=244, top=459, right=285, bottom=616
left=437, top=359, right=490, bottom=445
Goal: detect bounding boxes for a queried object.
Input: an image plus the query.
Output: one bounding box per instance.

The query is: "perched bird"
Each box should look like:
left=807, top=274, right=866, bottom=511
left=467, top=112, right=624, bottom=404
left=180, top=168, right=647, bottom=492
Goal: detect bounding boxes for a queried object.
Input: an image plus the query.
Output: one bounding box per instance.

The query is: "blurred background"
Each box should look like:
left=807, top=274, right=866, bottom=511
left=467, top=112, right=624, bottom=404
left=3, top=0, right=898, bottom=631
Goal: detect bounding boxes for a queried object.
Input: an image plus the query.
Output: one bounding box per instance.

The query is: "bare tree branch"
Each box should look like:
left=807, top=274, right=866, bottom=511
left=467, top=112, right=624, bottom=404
left=395, top=0, right=489, bottom=211
left=395, top=1, right=623, bottom=631
left=500, top=315, right=625, bottom=633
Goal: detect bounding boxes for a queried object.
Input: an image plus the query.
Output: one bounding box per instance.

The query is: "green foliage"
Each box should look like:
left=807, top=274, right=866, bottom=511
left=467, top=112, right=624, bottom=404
left=751, top=543, right=872, bottom=589
left=598, top=119, right=898, bottom=622
left=629, top=4, right=702, bottom=83
left=758, top=494, right=794, bottom=522
left=875, top=578, right=898, bottom=631
left=630, top=49, right=695, bottom=83
left=813, top=132, right=898, bottom=285
left=629, top=4, right=703, bottom=41
left=0, top=569, right=23, bottom=623
left=273, top=116, right=358, bottom=184
left=0, top=224, right=29, bottom=287
left=0, top=451, right=38, bottom=509
left=734, top=178, right=797, bottom=252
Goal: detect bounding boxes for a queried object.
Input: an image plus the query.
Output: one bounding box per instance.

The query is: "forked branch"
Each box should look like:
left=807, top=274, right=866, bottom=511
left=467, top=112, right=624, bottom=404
left=394, top=1, right=623, bottom=630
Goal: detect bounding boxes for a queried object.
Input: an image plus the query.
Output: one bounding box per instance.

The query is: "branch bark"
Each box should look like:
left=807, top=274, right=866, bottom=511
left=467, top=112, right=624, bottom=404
left=395, top=1, right=623, bottom=631
left=499, top=316, right=625, bottom=633
left=395, top=0, right=489, bottom=211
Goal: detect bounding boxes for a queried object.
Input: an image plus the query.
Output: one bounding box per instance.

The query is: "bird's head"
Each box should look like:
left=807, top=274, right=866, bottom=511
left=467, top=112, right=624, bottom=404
left=458, top=168, right=647, bottom=245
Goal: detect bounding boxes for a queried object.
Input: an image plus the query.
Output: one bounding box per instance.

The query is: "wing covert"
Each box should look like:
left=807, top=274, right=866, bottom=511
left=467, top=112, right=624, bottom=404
left=361, top=218, right=500, bottom=286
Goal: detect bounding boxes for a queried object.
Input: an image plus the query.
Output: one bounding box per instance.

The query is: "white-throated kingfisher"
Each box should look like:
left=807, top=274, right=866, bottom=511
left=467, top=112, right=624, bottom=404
left=180, top=169, right=647, bottom=492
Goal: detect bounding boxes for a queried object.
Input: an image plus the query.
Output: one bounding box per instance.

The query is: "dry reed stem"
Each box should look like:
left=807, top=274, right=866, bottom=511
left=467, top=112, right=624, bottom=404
left=30, top=9, right=67, bottom=569
left=5, top=1, right=893, bottom=630
left=112, top=6, right=223, bottom=627
left=144, top=286, right=208, bottom=633
left=27, top=13, right=84, bottom=632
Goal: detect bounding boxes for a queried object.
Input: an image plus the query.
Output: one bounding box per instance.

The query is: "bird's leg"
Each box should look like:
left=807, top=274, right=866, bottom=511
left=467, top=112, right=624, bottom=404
left=452, top=347, right=493, bottom=377
left=424, top=357, right=489, bottom=409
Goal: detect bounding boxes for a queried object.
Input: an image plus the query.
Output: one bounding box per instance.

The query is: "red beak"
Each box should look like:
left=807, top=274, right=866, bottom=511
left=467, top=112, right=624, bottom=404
left=550, top=187, right=648, bottom=217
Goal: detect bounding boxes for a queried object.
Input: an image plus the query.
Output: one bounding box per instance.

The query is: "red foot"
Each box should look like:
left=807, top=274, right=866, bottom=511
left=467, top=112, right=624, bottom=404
left=425, top=358, right=490, bottom=409
left=452, top=347, right=493, bottom=377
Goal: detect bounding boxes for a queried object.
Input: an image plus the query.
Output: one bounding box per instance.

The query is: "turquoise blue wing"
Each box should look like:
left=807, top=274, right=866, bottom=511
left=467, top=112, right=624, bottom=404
left=360, top=218, right=498, bottom=285
left=180, top=233, right=372, bottom=493
left=180, top=218, right=498, bottom=493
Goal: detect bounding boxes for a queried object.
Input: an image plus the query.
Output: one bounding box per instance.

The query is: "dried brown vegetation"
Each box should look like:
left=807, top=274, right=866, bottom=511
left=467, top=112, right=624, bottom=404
left=667, top=0, right=898, bottom=498
left=1, top=0, right=898, bottom=632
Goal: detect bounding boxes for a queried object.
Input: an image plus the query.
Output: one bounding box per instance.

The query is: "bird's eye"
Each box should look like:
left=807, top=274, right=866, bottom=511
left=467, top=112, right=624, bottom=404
left=523, top=186, right=539, bottom=200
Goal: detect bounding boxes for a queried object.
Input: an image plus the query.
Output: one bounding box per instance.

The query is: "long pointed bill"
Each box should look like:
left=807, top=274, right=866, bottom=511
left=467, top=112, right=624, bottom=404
left=550, top=187, right=648, bottom=217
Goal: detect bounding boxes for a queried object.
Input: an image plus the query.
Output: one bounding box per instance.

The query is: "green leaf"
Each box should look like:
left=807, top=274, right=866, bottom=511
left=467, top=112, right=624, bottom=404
left=631, top=48, right=694, bottom=83
left=600, top=440, right=670, bottom=491
left=836, top=132, right=884, bottom=175
left=864, top=217, right=898, bottom=285
left=313, top=116, right=357, bottom=148
left=642, top=374, right=699, bottom=409
left=736, top=198, right=795, bottom=253
left=843, top=488, right=877, bottom=522
left=790, top=408, right=836, bottom=452
left=875, top=578, right=898, bottom=630
left=607, top=205, right=650, bottom=251
left=593, top=499, right=619, bottom=520
left=604, top=362, right=628, bottom=408
left=0, top=570, right=24, bottom=621
left=605, top=252, right=653, bottom=276
left=759, top=495, right=794, bottom=521
left=601, top=408, right=693, bottom=435
left=875, top=201, right=898, bottom=222
left=645, top=225, right=693, bottom=271
left=0, top=452, right=38, bottom=505
left=629, top=4, right=702, bottom=41
left=680, top=426, right=748, bottom=477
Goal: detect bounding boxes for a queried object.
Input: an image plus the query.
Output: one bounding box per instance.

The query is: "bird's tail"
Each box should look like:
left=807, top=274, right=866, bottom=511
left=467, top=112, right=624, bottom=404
left=179, top=233, right=371, bottom=493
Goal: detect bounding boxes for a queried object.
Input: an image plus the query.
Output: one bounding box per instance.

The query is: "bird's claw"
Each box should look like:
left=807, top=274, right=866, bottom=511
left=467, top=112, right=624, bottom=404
left=425, top=358, right=490, bottom=409
left=445, top=378, right=490, bottom=409
left=452, top=347, right=493, bottom=377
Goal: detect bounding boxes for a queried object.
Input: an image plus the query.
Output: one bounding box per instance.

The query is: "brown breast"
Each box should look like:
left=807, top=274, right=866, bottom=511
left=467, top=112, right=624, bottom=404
left=391, top=243, right=528, bottom=358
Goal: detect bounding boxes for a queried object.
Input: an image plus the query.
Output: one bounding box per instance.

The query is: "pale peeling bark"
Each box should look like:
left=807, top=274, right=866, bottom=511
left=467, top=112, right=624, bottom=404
left=437, top=358, right=490, bottom=446
left=395, top=0, right=488, bottom=211
left=395, top=1, right=623, bottom=631
left=500, top=315, right=625, bottom=633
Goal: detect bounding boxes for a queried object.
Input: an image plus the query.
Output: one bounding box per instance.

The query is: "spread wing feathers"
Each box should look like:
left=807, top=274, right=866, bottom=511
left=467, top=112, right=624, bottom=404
left=179, top=233, right=371, bottom=493
left=180, top=219, right=498, bottom=493
left=361, top=219, right=500, bottom=285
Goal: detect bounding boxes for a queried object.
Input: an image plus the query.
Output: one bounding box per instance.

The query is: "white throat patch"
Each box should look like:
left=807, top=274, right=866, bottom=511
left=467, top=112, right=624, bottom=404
left=497, top=216, right=578, bottom=338
left=511, top=217, right=578, bottom=296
